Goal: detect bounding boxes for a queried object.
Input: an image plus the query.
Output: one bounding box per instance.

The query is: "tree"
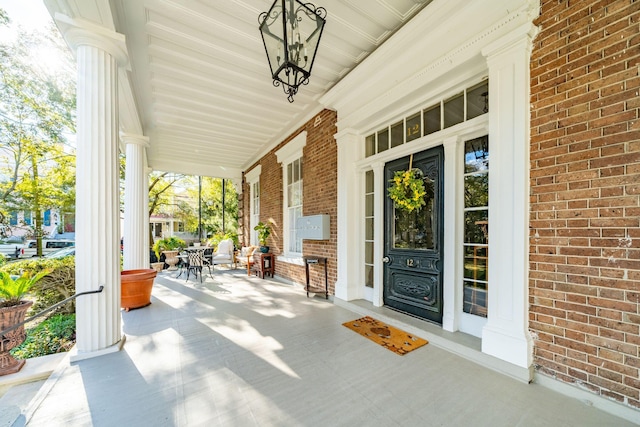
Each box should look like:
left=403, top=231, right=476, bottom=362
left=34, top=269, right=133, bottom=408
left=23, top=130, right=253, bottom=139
left=144, top=171, right=239, bottom=246
left=147, top=171, right=191, bottom=246
left=195, top=177, right=238, bottom=239
left=148, top=172, right=190, bottom=218
left=0, top=9, right=76, bottom=253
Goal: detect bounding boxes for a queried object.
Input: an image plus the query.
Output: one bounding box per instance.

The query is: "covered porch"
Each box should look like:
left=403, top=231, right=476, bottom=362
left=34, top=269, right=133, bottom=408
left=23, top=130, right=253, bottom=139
left=48, top=0, right=538, bottom=369
left=19, top=0, right=640, bottom=423
left=3, top=270, right=634, bottom=426
left=42, top=0, right=440, bottom=362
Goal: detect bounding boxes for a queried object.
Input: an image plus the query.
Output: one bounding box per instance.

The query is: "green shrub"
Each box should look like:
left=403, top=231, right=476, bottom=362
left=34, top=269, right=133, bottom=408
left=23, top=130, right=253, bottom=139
left=1, top=257, right=76, bottom=315
left=0, top=253, right=6, bottom=267
left=11, top=314, right=76, bottom=359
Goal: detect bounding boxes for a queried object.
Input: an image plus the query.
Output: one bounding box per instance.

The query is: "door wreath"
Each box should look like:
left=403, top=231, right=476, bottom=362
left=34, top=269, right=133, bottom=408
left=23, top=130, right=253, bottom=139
left=388, top=154, right=426, bottom=213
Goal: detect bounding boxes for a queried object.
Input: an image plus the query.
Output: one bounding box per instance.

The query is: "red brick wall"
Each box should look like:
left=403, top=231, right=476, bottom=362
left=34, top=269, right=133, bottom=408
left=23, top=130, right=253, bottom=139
left=530, top=0, right=640, bottom=409
left=242, top=109, right=338, bottom=292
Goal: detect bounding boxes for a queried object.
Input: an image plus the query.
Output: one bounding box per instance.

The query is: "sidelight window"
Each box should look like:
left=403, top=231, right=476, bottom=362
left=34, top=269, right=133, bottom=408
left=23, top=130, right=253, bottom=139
left=364, top=170, right=374, bottom=288
left=462, top=135, right=489, bottom=317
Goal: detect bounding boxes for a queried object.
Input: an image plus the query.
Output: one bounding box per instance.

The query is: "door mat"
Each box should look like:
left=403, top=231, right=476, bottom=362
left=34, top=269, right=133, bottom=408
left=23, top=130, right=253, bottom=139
left=342, top=316, right=428, bottom=355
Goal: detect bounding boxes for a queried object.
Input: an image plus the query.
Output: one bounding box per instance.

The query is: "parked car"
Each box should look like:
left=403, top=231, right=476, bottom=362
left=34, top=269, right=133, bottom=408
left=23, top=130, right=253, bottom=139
left=22, top=239, right=75, bottom=257
left=44, top=246, right=76, bottom=259
left=0, top=238, right=25, bottom=260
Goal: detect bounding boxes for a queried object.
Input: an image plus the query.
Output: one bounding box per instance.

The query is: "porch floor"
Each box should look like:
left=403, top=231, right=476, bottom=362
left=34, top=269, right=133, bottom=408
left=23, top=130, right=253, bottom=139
left=14, top=270, right=638, bottom=426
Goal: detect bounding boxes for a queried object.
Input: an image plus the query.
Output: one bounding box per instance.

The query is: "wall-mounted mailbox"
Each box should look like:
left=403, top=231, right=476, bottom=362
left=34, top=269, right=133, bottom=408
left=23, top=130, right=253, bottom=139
left=296, top=214, right=330, bottom=240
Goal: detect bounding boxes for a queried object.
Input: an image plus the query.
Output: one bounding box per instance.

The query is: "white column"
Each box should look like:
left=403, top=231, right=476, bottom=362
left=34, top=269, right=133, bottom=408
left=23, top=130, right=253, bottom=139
left=334, top=129, right=362, bottom=301
left=144, top=167, right=152, bottom=262
left=442, top=136, right=460, bottom=332
left=122, top=133, right=150, bottom=270
left=58, top=16, right=129, bottom=360
left=481, top=23, right=537, bottom=370
left=371, top=162, right=384, bottom=307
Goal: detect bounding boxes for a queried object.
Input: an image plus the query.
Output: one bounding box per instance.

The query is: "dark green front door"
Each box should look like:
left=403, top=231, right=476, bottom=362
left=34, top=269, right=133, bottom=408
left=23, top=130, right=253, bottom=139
left=383, top=146, right=444, bottom=324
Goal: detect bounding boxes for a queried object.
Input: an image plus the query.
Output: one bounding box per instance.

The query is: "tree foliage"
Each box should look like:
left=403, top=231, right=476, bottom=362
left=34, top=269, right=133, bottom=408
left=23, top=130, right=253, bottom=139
left=148, top=171, right=188, bottom=217
left=197, top=177, right=238, bottom=238
left=0, top=9, right=76, bottom=247
left=146, top=172, right=238, bottom=243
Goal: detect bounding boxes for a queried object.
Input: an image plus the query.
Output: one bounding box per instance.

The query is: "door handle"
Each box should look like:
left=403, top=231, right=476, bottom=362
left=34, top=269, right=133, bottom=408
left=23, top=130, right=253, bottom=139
left=382, top=256, right=390, bottom=263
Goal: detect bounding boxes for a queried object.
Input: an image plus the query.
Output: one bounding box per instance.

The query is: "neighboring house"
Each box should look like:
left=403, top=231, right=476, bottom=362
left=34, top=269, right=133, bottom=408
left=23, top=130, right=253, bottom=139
left=240, top=0, right=639, bottom=417
left=2, top=210, right=75, bottom=240
left=149, top=214, right=197, bottom=244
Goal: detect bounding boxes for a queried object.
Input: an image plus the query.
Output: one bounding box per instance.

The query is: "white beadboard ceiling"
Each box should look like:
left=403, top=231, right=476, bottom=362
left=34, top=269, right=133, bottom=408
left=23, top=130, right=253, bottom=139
left=45, top=0, right=432, bottom=178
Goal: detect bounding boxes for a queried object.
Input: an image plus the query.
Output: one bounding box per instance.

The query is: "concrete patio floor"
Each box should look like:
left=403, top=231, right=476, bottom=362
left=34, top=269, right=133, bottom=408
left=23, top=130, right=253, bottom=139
left=5, top=269, right=638, bottom=426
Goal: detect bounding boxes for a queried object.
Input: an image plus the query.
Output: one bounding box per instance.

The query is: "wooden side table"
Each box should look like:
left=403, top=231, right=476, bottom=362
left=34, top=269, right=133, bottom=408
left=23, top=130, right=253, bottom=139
left=304, top=256, right=328, bottom=299
left=252, top=252, right=274, bottom=278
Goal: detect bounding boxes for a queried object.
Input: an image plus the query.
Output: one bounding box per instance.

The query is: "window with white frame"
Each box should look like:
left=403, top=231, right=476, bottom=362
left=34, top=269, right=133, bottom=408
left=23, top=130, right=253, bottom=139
left=287, top=158, right=303, bottom=253
left=275, top=132, right=307, bottom=258
left=245, top=166, right=262, bottom=247
left=364, top=170, right=374, bottom=288
left=251, top=181, right=260, bottom=245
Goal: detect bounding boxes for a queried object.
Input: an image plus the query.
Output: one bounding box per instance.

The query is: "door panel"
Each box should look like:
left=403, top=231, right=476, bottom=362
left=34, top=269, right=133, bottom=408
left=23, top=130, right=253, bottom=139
left=384, top=146, right=444, bottom=323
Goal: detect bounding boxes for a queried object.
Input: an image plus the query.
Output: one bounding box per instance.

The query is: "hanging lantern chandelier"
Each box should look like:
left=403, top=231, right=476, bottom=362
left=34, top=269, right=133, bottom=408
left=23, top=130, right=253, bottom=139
left=259, top=0, right=327, bottom=103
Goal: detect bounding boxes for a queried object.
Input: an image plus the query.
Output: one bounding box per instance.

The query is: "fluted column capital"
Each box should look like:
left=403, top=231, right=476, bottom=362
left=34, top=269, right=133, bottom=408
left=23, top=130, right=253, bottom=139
left=121, top=133, right=150, bottom=148
left=55, top=14, right=129, bottom=69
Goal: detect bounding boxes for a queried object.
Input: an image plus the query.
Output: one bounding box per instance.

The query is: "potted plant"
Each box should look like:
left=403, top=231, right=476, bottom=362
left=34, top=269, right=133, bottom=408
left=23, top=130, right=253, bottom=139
left=0, top=270, right=51, bottom=375
left=253, top=222, right=272, bottom=253
left=152, top=236, right=186, bottom=271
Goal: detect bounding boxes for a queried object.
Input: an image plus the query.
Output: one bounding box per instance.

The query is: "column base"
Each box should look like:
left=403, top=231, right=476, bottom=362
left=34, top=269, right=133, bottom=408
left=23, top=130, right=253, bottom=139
left=333, top=280, right=350, bottom=301
left=70, top=335, right=126, bottom=363
left=334, top=280, right=364, bottom=301
left=482, top=324, right=532, bottom=376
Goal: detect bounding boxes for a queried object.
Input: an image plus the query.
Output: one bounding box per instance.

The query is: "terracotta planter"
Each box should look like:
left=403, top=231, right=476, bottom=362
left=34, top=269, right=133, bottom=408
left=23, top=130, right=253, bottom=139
left=121, top=269, right=157, bottom=312
left=0, top=300, right=33, bottom=376
left=162, top=250, right=180, bottom=271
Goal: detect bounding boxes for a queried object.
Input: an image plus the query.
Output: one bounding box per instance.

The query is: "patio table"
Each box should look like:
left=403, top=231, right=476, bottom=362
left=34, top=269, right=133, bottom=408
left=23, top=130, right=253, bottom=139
left=181, top=247, right=213, bottom=281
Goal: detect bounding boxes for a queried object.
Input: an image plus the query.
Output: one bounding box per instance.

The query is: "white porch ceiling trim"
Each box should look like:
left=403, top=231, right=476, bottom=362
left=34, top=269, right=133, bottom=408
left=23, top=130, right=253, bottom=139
left=45, top=0, right=433, bottom=178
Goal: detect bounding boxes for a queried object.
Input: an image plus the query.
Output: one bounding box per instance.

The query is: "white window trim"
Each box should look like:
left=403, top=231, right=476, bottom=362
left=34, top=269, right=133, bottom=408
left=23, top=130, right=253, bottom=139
left=275, top=131, right=307, bottom=259
left=245, top=166, right=262, bottom=247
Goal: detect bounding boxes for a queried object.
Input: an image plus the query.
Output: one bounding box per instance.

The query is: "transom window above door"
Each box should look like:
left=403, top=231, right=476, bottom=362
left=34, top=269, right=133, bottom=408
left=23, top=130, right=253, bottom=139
left=365, top=80, right=488, bottom=157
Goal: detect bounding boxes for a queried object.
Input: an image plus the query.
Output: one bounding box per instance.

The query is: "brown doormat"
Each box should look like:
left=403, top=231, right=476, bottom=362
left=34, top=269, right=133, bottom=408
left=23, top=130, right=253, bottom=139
left=343, top=316, right=428, bottom=355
